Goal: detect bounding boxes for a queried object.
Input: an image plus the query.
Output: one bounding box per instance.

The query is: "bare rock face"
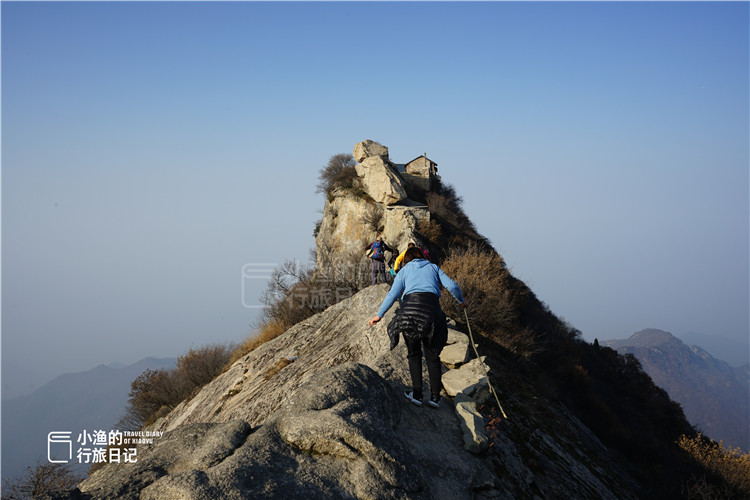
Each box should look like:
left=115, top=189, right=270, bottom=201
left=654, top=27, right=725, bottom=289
left=315, top=190, right=377, bottom=276
left=76, top=361, right=498, bottom=499
left=154, top=285, right=397, bottom=432
left=355, top=155, right=407, bottom=206
left=54, top=147, right=650, bottom=499
left=313, top=189, right=427, bottom=276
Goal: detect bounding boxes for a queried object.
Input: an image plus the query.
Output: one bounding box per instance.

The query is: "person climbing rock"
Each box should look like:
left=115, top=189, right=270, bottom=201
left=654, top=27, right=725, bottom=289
left=368, top=246, right=468, bottom=408
left=365, top=235, right=392, bottom=285
left=392, top=242, right=415, bottom=274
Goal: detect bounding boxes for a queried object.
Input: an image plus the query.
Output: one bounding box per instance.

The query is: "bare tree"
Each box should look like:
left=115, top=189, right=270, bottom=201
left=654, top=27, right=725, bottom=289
left=360, top=203, right=384, bottom=233
left=316, top=153, right=357, bottom=195
left=2, top=460, right=84, bottom=500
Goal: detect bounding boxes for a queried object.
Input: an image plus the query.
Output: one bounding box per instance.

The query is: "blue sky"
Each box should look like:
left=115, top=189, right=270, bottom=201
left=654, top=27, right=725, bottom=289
left=2, top=1, right=748, bottom=396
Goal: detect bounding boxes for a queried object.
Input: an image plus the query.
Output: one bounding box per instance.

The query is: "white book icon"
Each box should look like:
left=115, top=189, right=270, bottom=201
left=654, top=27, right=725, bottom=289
left=47, top=431, right=72, bottom=463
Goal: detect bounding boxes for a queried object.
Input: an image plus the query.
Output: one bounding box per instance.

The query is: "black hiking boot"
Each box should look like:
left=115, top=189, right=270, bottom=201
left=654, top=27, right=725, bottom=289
left=428, top=394, right=440, bottom=408
left=404, top=391, right=423, bottom=407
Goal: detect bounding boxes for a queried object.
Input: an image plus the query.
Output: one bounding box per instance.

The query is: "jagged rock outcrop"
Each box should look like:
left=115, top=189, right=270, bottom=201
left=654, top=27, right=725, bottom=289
left=68, top=285, right=643, bottom=499
left=353, top=139, right=389, bottom=163
left=353, top=140, right=407, bottom=206
left=381, top=202, right=430, bottom=254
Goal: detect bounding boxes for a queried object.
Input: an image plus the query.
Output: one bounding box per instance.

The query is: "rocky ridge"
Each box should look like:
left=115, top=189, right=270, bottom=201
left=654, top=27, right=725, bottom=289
left=54, top=140, right=696, bottom=499
left=74, top=285, right=640, bottom=499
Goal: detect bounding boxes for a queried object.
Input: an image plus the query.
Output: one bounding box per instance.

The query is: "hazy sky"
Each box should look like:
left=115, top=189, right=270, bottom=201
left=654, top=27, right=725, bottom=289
left=2, top=1, right=748, bottom=397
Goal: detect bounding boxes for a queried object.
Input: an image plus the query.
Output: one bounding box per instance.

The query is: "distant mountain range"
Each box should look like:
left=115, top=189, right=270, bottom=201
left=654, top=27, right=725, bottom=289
left=1, top=357, right=177, bottom=483
left=604, top=329, right=749, bottom=451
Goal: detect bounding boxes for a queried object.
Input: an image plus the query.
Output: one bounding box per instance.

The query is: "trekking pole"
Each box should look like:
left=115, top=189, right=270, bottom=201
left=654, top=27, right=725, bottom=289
left=464, top=308, right=508, bottom=420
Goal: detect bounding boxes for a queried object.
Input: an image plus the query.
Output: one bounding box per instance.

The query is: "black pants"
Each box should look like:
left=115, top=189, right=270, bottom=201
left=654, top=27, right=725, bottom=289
left=370, top=259, right=387, bottom=285
left=388, top=292, right=448, bottom=399
left=405, top=335, right=443, bottom=398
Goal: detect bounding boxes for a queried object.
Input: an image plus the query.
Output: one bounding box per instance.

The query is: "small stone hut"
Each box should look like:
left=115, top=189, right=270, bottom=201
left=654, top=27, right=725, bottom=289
left=399, top=154, right=439, bottom=192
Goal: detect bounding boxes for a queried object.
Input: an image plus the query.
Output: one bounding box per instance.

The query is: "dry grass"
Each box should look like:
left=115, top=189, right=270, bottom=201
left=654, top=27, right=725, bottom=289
left=263, top=358, right=294, bottom=382
left=227, top=319, right=288, bottom=367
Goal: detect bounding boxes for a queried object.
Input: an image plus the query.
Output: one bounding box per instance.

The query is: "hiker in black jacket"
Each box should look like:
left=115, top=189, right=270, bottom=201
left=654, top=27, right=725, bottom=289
left=365, top=235, right=392, bottom=285
left=368, top=246, right=468, bottom=408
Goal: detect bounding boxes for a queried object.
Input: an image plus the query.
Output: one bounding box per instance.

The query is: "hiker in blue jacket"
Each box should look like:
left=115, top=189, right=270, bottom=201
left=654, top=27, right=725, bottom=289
left=365, top=235, right=392, bottom=285
left=368, top=246, right=468, bottom=408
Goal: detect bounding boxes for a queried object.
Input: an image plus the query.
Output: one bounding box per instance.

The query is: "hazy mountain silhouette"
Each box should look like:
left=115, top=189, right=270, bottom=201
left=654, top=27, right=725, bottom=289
left=1, top=357, right=176, bottom=483
left=604, top=329, right=749, bottom=450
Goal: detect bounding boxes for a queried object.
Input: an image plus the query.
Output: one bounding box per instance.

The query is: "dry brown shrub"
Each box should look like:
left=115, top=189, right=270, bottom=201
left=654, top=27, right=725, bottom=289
left=417, top=218, right=442, bottom=244
left=177, top=344, right=234, bottom=388
left=425, top=182, right=481, bottom=241
left=118, top=344, right=235, bottom=430
left=118, top=368, right=189, bottom=430
left=679, top=434, right=750, bottom=499
left=438, top=244, right=555, bottom=359
left=439, top=245, right=514, bottom=331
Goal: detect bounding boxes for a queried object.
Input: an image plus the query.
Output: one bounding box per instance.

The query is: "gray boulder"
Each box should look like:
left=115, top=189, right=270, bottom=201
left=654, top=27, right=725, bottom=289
left=454, top=393, right=490, bottom=453
left=353, top=139, right=389, bottom=163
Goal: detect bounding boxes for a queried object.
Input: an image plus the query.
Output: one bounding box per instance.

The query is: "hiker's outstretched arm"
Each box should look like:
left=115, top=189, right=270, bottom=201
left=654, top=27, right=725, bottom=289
left=375, top=273, right=405, bottom=319
left=438, top=268, right=465, bottom=304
